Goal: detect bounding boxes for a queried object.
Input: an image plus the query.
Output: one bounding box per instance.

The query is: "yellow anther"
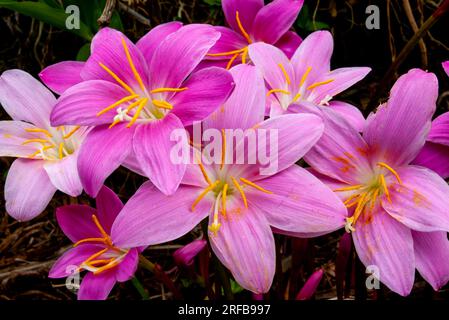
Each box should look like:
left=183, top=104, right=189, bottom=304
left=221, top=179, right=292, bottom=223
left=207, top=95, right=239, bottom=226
left=206, top=48, right=246, bottom=57
left=299, top=66, right=312, bottom=87
left=222, top=183, right=228, bottom=217
left=84, top=248, right=109, bottom=263
left=241, top=47, right=248, bottom=64
left=239, top=177, right=272, bottom=194
left=333, top=184, right=365, bottom=192
left=58, top=143, right=64, bottom=159
left=96, top=94, right=139, bottom=116
left=109, top=119, right=121, bottom=129
left=93, top=259, right=121, bottom=275
left=21, top=138, right=49, bottom=145
left=91, top=214, right=112, bottom=245
left=121, top=37, right=146, bottom=92
left=198, top=162, right=212, bottom=186
left=292, top=92, right=302, bottom=102
left=125, top=98, right=146, bottom=113
left=209, top=222, right=221, bottom=236
left=278, top=63, right=291, bottom=85
left=99, top=62, right=135, bottom=95
left=231, top=176, right=248, bottom=208
left=220, top=129, right=226, bottom=169
left=377, top=162, right=402, bottom=184
left=236, top=11, right=252, bottom=43
left=27, top=150, right=41, bottom=158
left=63, top=126, right=80, bottom=139
left=25, top=128, right=53, bottom=138
left=266, top=89, right=291, bottom=97
left=307, top=79, right=334, bottom=91
left=226, top=53, right=239, bottom=70
left=150, top=87, right=188, bottom=94
left=379, top=174, right=392, bottom=203
left=152, top=99, right=174, bottom=110
left=73, top=237, right=108, bottom=247
left=191, top=181, right=220, bottom=211
left=127, top=98, right=149, bottom=128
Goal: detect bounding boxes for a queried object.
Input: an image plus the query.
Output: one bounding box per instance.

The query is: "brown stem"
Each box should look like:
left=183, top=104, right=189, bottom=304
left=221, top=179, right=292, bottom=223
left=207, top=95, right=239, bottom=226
left=97, top=0, right=117, bottom=27
left=402, top=0, right=428, bottom=69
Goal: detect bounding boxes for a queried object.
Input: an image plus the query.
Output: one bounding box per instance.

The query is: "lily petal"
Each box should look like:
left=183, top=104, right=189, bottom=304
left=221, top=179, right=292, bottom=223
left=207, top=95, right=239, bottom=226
left=443, top=61, right=449, bottom=76
left=222, top=0, right=263, bottom=34
left=328, top=101, right=365, bottom=132
left=0, top=121, right=41, bottom=157
left=274, top=31, right=302, bottom=59
left=427, top=112, right=449, bottom=146
left=206, top=27, right=248, bottom=59
left=115, top=248, right=139, bottom=282
left=412, top=142, right=449, bottom=179
left=78, top=270, right=116, bottom=300
left=95, top=185, right=124, bottom=234
left=56, top=205, right=101, bottom=243
left=49, top=244, right=102, bottom=278
left=39, top=61, right=84, bottom=95
left=44, top=152, right=82, bottom=197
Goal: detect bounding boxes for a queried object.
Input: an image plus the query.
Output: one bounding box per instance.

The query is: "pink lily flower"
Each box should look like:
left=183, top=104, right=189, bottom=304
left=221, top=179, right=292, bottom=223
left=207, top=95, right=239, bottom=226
left=48, top=24, right=235, bottom=197
left=295, top=269, right=323, bottom=300
left=304, top=69, right=449, bottom=295
left=248, top=31, right=371, bottom=131
left=173, top=239, right=207, bottom=267
left=204, top=0, right=304, bottom=69
left=413, top=62, right=449, bottom=178
left=49, top=186, right=140, bottom=300
left=0, top=70, right=87, bottom=221
left=109, top=65, right=348, bottom=293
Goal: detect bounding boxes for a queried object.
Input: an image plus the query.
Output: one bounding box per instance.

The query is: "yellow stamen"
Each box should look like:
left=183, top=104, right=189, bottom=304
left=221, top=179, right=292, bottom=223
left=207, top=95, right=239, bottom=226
left=41, top=145, right=55, bottom=151
left=63, top=126, right=80, bottom=139
left=125, top=98, right=146, bottom=112
left=96, top=94, right=139, bottom=116
left=22, top=139, right=49, bottom=145
left=93, top=259, right=121, bottom=274
left=231, top=177, right=247, bottom=208
left=236, top=11, right=252, bottom=43
left=343, top=193, right=361, bottom=206
left=222, top=184, right=228, bottom=217
left=127, top=98, right=149, bottom=128
left=191, top=181, right=220, bottom=211
left=226, top=53, right=239, bottom=70
left=334, top=184, right=364, bottom=192
left=150, top=87, right=188, bottom=94
left=266, top=89, right=291, bottom=97
left=240, top=177, right=272, bottom=194
left=99, top=62, right=135, bottom=95
left=292, top=92, right=302, bottom=102
left=25, top=128, right=52, bottom=138
left=220, top=129, right=226, bottom=170
left=152, top=99, right=173, bottom=110
left=278, top=63, right=291, bottom=85
left=198, top=162, right=212, bottom=186
left=58, top=143, right=64, bottom=159
left=307, top=79, right=334, bottom=91
left=351, top=192, right=368, bottom=226
left=377, top=162, right=402, bottom=184
left=86, top=259, right=113, bottom=266
left=206, top=48, right=245, bottom=57
left=73, top=237, right=108, bottom=247
left=121, top=37, right=146, bottom=92
left=209, top=222, right=221, bottom=236
left=241, top=47, right=248, bottom=64
left=379, top=174, right=392, bottom=203
left=369, top=189, right=379, bottom=212
left=109, top=119, right=121, bottom=129
left=300, top=66, right=312, bottom=87
left=91, top=214, right=112, bottom=245
left=84, top=248, right=109, bottom=263
left=27, top=150, right=41, bottom=158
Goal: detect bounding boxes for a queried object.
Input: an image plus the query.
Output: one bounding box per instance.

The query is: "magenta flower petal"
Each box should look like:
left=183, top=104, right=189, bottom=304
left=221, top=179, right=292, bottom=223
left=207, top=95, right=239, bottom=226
left=0, top=121, right=41, bottom=157
left=0, top=69, right=56, bottom=128
left=43, top=152, right=82, bottom=197
left=5, top=158, right=56, bottom=221
left=382, top=166, right=449, bottom=232
left=173, top=239, right=207, bottom=267
left=95, top=185, right=124, bottom=234
left=51, top=80, right=129, bottom=127
left=56, top=205, right=101, bottom=243
left=222, top=0, right=263, bottom=34
left=427, top=112, right=449, bottom=146
left=111, top=182, right=210, bottom=248
left=295, top=269, right=323, bottom=300
left=209, top=205, right=275, bottom=294
left=328, top=101, right=365, bottom=132
left=115, top=248, right=139, bottom=282
left=412, top=142, right=449, bottom=178
left=363, top=69, right=438, bottom=166
left=207, top=26, right=248, bottom=58
left=78, top=270, right=117, bottom=300
left=39, top=61, right=84, bottom=95
left=49, top=244, right=101, bottom=278
left=133, top=114, right=187, bottom=196
left=273, top=31, right=302, bottom=59
left=204, top=65, right=265, bottom=130
left=78, top=124, right=134, bottom=197
left=352, top=207, right=415, bottom=296
left=170, top=67, right=235, bottom=126
left=252, top=0, right=304, bottom=44
left=249, top=166, right=347, bottom=234
left=148, top=24, right=220, bottom=89
left=443, top=61, right=449, bottom=76
left=136, top=21, right=183, bottom=65
left=413, top=231, right=449, bottom=291
left=81, top=28, right=148, bottom=88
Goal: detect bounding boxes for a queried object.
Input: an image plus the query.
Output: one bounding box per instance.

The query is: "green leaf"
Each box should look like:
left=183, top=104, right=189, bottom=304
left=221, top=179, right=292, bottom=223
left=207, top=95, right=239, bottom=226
left=76, top=42, right=91, bottom=61
left=0, top=1, right=93, bottom=40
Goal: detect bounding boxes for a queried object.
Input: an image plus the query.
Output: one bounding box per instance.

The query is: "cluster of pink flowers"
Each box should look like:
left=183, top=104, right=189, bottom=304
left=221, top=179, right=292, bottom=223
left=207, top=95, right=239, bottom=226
left=1, top=0, right=449, bottom=300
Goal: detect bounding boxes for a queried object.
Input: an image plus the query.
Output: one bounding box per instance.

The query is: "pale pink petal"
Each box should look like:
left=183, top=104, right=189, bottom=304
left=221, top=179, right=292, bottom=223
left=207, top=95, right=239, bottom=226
left=252, top=0, right=304, bottom=44
left=78, top=270, right=116, bottom=300
left=78, top=124, right=134, bottom=197
left=148, top=24, right=220, bottom=89
left=203, top=64, right=265, bottom=130
left=170, top=67, right=234, bottom=126
left=222, top=0, right=263, bottom=34
left=328, top=101, right=365, bottom=132
left=352, top=207, right=415, bottom=296
left=39, top=61, right=84, bottom=95
left=0, top=69, right=56, bottom=127
left=413, top=231, right=449, bottom=290
left=274, top=31, right=302, bottom=59
left=363, top=69, right=438, bottom=166
left=51, top=80, right=129, bottom=126
left=111, top=182, right=210, bottom=248
left=249, top=166, right=347, bottom=234
left=412, top=142, right=449, bottom=179
left=208, top=205, right=275, bottom=294
left=427, top=112, right=449, bottom=146
left=95, top=185, right=124, bottom=234
left=49, top=244, right=102, bottom=278
left=43, top=152, right=82, bottom=197
left=121, top=151, right=145, bottom=176
left=5, top=158, right=56, bottom=221
left=136, top=22, right=183, bottom=65
left=115, top=248, right=139, bottom=282
left=133, top=114, right=187, bottom=195
left=56, top=205, right=101, bottom=242
left=383, top=165, right=449, bottom=232
left=0, top=121, right=40, bottom=157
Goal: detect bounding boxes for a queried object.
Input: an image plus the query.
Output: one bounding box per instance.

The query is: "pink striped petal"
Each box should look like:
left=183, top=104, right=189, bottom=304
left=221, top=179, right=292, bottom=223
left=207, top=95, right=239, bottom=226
left=39, top=61, right=84, bottom=95
left=56, top=205, right=101, bottom=243
left=115, top=248, right=139, bottom=282
left=0, top=121, right=40, bottom=157
left=206, top=26, right=248, bottom=59
left=43, top=152, right=82, bottom=197
left=95, top=185, right=124, bottom=234
left=328, top=101, right=365, bottom=132
left=427, top=112, right=449, bottom=146
left=49, top=244, right=102, bottom=278
left=78, top=270, right=116, bottom=300
left=222, top=0, right=263, bottom=34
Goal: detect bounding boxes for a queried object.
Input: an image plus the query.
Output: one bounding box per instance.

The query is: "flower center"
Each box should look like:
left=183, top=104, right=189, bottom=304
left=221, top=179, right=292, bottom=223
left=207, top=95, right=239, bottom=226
left=95, top=38, right=188, bottom=128
left=73, top=214, right=128, bottom=275
left=334, top=162, right=402, bottom=233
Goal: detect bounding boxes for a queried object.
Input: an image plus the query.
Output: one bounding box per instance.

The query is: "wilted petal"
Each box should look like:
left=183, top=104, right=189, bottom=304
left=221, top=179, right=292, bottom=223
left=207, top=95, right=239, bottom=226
left=39, top=61, right=84, bottom=95
left=44, top=152, right=82, bottom=197
left=412, top=142, right=449, bottom=179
